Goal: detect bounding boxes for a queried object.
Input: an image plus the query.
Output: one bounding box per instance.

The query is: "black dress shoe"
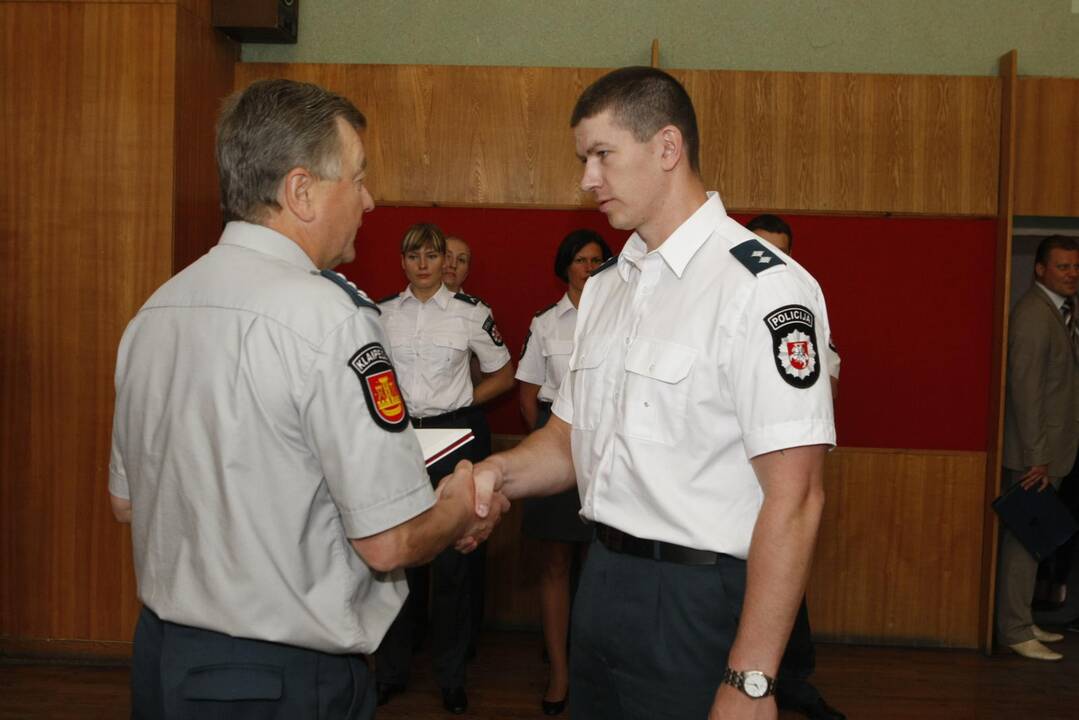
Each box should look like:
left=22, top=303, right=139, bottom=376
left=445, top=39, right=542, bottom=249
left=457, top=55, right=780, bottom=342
left=541, top=695, right=567, bottom=715
left=441, top=686, right=468, bottom=714
left=376, top=682, right=404, bottom=707
left=802, top=697, right=846, bottom=720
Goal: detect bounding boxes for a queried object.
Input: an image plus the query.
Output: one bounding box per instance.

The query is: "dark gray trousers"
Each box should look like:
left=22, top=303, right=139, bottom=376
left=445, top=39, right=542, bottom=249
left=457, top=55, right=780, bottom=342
left=131, top=606, right=374, bottom=720
left=569, top=539, right=746, bottom=720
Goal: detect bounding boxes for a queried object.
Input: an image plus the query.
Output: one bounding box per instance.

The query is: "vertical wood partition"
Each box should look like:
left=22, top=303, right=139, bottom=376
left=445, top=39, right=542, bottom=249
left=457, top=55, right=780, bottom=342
left=0, top=0, right=235, bottom=657
left=981, top=50, right=1018, bottom=653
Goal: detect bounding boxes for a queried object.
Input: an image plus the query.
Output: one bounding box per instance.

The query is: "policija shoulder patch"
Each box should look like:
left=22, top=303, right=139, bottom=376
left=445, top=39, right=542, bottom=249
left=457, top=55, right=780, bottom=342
left=348, top=343, right=410, bottom=432
left=482, top=314, right=505, bottom=347
left=764, top=305, right=820, bottom=388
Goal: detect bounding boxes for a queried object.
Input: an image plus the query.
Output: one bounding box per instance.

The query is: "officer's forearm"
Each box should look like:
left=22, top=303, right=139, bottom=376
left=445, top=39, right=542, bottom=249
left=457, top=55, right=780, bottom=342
left=727, top=445, right=826, bottom=676
left=518, top=382, right=541, bottom=429
left=351, top=472, right=476, bottom=572
left=472, top=362, right=515, bottom=406
left=482, top=415, right=576, bottom=501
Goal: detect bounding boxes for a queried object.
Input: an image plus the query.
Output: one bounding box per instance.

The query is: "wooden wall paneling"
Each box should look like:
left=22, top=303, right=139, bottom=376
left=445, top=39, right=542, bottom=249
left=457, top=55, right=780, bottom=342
left=172, top=5, right=238, bottom=271
left=807, top=448, right=987, bottom=648
left=236, top=63, right=1000, bottom=215
left=1, top=1, right=178, bottom=649
left=233, top=63, right=607, bottom=208
left=981, top=50, right=1018, bottom=653
left=1014, top=77, right=1079, bottom=217
left=679, top=69, right=1000, bottom=216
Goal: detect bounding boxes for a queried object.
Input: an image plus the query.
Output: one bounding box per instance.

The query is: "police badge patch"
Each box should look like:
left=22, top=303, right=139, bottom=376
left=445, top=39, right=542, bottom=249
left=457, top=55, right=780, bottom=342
left=764, top=304, right=820, bottom=389
left=348, top=343, right=410, bottom=432
left=482, top=315, right=505, bottom=346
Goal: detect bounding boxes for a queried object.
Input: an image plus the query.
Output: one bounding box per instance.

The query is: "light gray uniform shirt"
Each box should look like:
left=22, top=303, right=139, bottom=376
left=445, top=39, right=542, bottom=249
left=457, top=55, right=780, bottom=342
left=109, top=221, right=433, bottom=654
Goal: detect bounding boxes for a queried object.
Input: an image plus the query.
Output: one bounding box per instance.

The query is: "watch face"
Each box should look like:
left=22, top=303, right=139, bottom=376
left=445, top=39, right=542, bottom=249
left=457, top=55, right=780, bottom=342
left=743, top=672, right=768, bottom=698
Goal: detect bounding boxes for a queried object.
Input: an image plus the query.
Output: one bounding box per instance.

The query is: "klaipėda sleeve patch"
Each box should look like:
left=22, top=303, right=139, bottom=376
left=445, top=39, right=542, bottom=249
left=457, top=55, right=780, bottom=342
left=764, top=304, right=820, bottom=388
left=482, top=315, right=505, bottom=347
left=348, top=343, right=410, bottom=432
left=519, top=328, right=532, bottom=360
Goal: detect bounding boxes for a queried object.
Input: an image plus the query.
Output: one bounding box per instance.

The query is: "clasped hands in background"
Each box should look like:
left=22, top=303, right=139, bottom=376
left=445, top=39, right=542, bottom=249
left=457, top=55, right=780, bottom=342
left=435, top=459, right=510, bottom=553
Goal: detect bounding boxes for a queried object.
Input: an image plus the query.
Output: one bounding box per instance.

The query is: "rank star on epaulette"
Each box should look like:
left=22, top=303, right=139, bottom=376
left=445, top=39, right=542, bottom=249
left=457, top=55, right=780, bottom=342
left=731, top=239, right=786, bottom=276
left=348, top=342, right=410, bottom=431
left=763, top=304, right=820, bottom=389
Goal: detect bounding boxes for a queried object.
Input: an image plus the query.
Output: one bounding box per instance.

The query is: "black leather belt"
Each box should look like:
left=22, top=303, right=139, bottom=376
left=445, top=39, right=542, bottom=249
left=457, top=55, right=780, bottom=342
left=410, top=406, right=476, bottom=429
left=595, top=523, right=724, bottom=566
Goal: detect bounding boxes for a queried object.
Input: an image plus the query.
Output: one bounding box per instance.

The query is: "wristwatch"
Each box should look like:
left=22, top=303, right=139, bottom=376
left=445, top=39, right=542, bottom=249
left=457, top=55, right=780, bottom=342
left=722, top=667, right=775, bottom=699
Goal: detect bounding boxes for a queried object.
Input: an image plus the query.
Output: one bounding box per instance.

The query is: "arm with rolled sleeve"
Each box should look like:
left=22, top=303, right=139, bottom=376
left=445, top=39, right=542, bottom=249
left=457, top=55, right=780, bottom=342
left=301, top=309, right=505, bottom=571
left=710, top=272, right=833, bottom=718
left=468, top=305, right=514, bottom=405
left=516, top=320, right=546, bottom=429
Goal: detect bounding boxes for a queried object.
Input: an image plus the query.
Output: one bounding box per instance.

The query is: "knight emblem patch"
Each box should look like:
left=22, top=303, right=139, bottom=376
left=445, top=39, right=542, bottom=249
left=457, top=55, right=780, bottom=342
left=764, top=305, right=820, bottom=389
left=348, top=343, right=410, bottom=432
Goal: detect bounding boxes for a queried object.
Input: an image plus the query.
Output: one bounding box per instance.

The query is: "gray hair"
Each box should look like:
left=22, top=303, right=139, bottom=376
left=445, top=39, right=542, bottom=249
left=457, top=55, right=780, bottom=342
left=216, top=79, right=366, bottom=223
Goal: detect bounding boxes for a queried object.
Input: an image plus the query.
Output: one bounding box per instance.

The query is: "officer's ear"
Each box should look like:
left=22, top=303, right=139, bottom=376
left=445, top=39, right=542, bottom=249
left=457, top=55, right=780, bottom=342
left=658, top=125, right=683, bottom=171
left=281, top=166, right=318, bottom=223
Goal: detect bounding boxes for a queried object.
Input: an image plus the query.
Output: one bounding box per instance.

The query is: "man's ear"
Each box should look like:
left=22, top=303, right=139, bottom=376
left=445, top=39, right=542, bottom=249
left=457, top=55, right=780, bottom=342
left=281, top=167, right=317, bottom=222
left=658, top=125, right=683, bottom=171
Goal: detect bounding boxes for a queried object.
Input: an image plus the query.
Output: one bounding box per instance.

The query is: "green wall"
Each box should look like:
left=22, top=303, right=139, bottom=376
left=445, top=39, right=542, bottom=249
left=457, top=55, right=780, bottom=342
left=243, top=0, right=1079, bottom=78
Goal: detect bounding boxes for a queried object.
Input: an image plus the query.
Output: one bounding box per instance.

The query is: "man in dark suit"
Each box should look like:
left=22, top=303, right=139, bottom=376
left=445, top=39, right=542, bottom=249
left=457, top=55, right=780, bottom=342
left=999, top=234, right=1079, bottom=661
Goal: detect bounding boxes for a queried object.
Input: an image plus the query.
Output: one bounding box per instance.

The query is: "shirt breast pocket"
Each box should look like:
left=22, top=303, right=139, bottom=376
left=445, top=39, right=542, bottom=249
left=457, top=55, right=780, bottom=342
left=622, top=338, right=696, bottom=446
left=429, top=331, right=469, bottom=372
left=568, top=335, right=611, bottom=431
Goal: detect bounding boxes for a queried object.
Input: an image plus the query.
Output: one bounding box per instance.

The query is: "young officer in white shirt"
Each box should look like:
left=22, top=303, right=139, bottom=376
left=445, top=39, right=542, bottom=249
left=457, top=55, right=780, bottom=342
left=468, top=67, right=836, bottom=720
left=375, top=222, right=513, bottom=714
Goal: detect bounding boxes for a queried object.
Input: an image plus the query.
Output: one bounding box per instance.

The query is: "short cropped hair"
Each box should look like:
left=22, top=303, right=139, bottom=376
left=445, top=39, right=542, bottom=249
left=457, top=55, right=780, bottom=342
left=216, top=79, right=366, bottom=224
left=554, top=229, right=613, bottom=283
left=400, top=222, right=447, bottom=255
left=746, top=214, right=794, bottom=251
left=1035, top=234, right=1079, bottom=267
left=571, top=66, right=700, bottom=173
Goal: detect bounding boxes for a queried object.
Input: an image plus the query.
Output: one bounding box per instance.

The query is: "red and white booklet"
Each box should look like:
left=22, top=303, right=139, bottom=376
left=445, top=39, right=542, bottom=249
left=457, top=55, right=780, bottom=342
left=415, top=428, right=475, bottom=468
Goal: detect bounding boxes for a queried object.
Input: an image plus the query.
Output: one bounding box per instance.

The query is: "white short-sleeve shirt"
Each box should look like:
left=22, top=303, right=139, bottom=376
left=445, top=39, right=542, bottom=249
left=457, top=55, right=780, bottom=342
left=108, top=222, right=434, bottom=655
left=379, top=284, right=511, bottom=418
left=553, top=193, right=836, bottom=559
left=516, top=293, right=577, bottom=403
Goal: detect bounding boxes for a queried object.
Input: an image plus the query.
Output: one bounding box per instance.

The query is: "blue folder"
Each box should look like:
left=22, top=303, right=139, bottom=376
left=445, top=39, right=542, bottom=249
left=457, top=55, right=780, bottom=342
left=992, top=482, right=1079, bottom=561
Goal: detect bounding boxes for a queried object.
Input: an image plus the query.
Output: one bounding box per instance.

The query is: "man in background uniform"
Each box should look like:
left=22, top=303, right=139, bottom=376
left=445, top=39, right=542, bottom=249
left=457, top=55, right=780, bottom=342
left=108, top=79, right=506, bottom=720
left=469, top=67, right=836, bottom=720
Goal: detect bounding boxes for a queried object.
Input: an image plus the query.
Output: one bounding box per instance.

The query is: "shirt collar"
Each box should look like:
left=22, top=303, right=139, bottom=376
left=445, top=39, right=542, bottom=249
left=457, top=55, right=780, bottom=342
left=617, top=192, right=726, bottom=281
left=403, top=282, right=452, bottom=309
left=556, top=292, right=577, bottom=316
left=218, top=221, right=318, bottom=272
left=1036, top=281, right=1071, bottom=313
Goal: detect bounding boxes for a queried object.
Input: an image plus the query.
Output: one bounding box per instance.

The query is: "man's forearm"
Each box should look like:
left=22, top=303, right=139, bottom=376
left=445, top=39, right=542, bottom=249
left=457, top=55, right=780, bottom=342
left=473, top=362, right=515, bottom=405
left=726, top=446, right=826, bottom=675
left=481, top=415, right=576, bottom=501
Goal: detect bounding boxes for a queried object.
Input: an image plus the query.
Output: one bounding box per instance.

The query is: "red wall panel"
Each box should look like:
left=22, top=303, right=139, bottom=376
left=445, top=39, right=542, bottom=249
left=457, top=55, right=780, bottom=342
left=339, top=208, right=996, bottom=452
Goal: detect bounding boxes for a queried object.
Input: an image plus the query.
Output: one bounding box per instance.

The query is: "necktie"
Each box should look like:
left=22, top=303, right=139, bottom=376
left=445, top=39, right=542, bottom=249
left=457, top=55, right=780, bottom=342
left=1063, top=298, right=1078, bottom=355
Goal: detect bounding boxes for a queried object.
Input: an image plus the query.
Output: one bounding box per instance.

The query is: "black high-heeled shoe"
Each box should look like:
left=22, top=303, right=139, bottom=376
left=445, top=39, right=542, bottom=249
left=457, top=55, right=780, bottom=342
left=541, top=694, right=567, bottom=716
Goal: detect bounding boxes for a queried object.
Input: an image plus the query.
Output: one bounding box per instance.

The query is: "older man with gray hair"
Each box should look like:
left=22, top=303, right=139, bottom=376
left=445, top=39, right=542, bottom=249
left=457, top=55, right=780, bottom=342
left=107, top=79, right=506, bottom=719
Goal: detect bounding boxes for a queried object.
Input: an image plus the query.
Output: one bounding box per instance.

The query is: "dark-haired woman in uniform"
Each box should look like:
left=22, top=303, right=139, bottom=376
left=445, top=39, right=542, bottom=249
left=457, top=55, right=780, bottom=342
left=375, top=222, right=514, bottom=715
left=516, top=229, right=612, bottom=715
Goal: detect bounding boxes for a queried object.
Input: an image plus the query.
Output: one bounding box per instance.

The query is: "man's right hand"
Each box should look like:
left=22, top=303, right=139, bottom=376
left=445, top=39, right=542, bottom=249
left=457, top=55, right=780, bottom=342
left=436, top=460, right=509, bottom=553
left=1019, top=464, right=1050, bottom=491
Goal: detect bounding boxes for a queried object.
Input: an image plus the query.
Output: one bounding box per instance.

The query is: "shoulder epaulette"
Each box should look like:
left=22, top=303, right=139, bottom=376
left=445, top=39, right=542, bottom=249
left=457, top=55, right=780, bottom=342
left=590, top=257, right=617, bottom=276
left=533, top=302, right=559, bottom=318
left=317, top=270, right=380, bottom=314
left=376, top=292, right=400, bottom=305
left=453, top=291, right=487, bottom=307
left=729, top=239, right=786, bottom=277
